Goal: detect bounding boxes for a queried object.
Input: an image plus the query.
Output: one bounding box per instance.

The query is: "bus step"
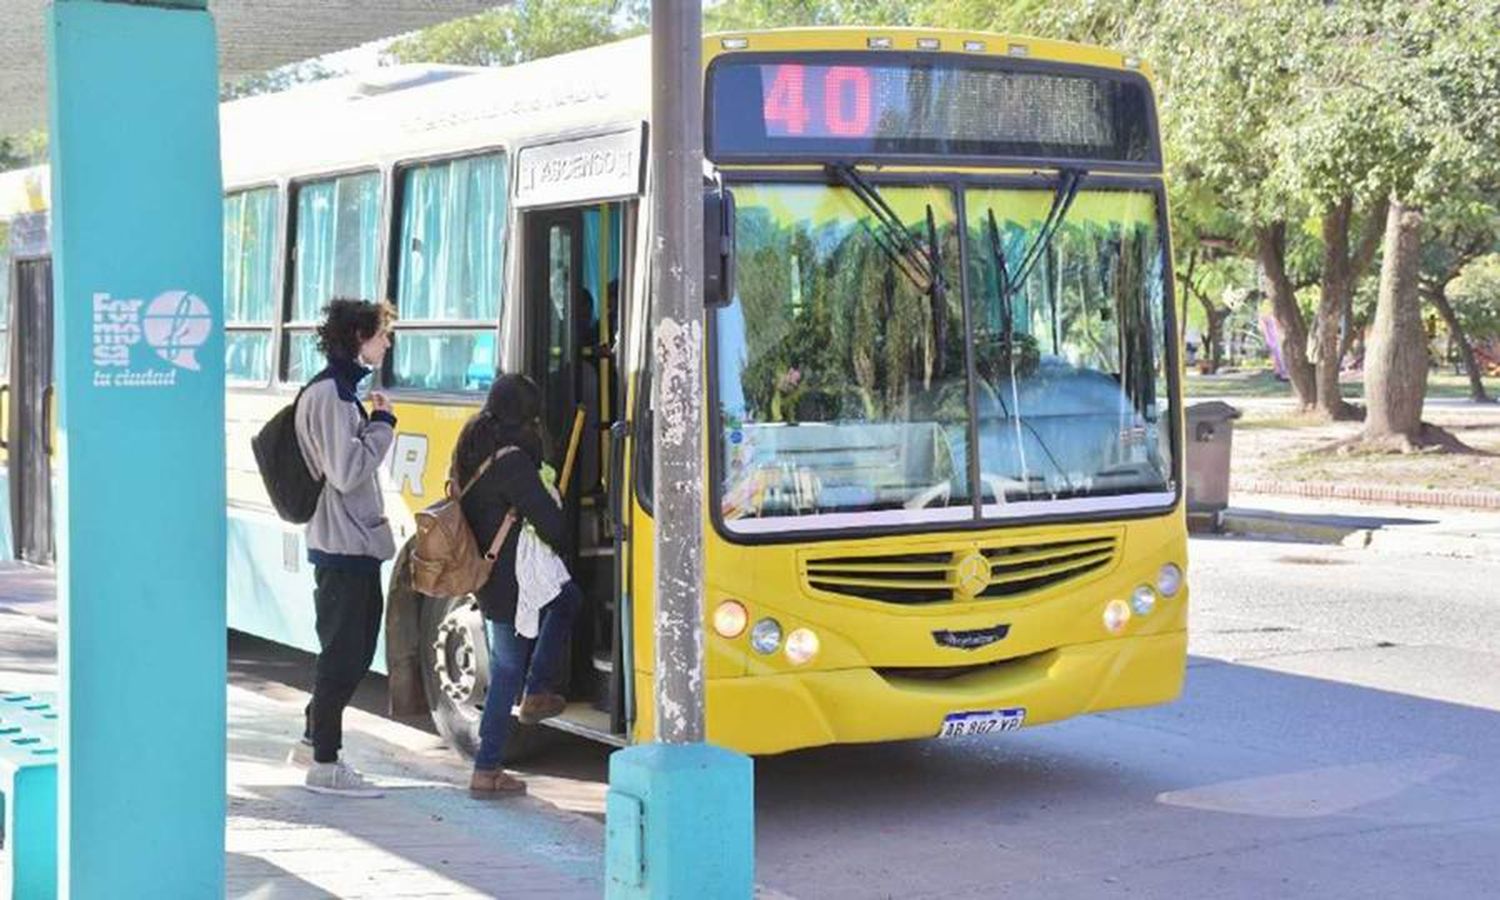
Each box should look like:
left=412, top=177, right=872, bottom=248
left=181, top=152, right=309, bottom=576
left=543, top=701, right=626, bottom=745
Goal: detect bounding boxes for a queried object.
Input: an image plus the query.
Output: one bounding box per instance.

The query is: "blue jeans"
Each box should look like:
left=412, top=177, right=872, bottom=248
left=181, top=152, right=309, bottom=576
left=474, top=581, right=583, bottom=771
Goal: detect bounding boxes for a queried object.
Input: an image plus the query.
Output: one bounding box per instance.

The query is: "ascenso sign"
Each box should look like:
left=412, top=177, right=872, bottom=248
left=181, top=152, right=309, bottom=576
left=515, top=126, right=645, bottom=208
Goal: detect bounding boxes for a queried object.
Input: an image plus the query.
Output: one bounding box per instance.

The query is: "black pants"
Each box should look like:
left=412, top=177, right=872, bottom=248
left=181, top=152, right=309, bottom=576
left=304, top=566, right=384, bottom=764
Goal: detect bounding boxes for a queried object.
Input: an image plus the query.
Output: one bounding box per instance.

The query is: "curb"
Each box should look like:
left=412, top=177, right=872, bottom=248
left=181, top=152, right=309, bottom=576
left=1220, top=511, right=1500, bottom=562
left=1219, top=511, right=1364, bottom=545
left=1232, top=478, right=1500, bottom=511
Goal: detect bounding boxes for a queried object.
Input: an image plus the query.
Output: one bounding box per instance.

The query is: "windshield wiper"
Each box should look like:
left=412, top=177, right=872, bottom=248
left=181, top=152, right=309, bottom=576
left=982, top=168, right=1088, bottom=498
left=984, top=167, right=1085, bottom=315
left=827, top=162, right=946, bottom=297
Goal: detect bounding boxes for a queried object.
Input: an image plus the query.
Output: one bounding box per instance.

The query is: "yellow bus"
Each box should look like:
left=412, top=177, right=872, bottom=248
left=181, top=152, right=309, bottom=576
left=0, top=27, right=1186, bottom=759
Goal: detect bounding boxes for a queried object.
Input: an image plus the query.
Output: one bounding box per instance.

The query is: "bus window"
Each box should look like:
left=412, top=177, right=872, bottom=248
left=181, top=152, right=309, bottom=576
left=715, top=182, right=968, bottom=527
left=964, top=187, right=1174, bottom=510
left=285, top=171, right=381, bottom=382
left=390, top=152, right=508, bottom=392
left=0, top=222, right=10, bottom=384
left=223, top=187, right=278, bottom=385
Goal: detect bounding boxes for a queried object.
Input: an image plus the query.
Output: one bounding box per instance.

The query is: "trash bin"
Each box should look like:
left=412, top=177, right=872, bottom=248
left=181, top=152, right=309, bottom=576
left=1184, top=401, right=1241, bottom=531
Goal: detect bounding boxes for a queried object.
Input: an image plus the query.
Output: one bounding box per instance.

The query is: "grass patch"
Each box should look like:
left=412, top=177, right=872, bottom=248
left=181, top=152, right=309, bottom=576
left=1186, top=370, right=1500, bottom=401
left=1233, top=415, right=1313, bottom=431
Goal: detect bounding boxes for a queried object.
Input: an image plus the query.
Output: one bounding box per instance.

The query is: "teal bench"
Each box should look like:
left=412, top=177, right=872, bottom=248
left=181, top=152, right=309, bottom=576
left=0, top=692, right=58, bottom=900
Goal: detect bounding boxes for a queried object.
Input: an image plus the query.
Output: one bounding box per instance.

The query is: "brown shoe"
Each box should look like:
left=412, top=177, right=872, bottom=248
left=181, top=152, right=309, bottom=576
left=517, top=692, right=567, bottom=725
left=469, top=768, right=526, bottom=795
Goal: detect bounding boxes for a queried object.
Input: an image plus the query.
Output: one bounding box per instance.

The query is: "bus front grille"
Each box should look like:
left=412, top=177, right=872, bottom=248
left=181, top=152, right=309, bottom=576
left=803, top=535, right=1118, bottom=605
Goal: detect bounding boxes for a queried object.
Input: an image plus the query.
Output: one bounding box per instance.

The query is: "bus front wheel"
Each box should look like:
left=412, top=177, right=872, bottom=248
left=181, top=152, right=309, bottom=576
left=418, top=594, right=555, bottom=764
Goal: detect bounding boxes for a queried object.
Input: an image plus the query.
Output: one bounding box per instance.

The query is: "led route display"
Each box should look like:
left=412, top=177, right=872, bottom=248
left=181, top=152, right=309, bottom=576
left=709, top=57, right=1157, bottom=165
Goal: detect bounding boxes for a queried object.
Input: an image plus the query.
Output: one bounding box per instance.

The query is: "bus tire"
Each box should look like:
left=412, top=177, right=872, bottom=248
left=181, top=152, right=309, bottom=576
left=418, top=593, right=556, bottom=764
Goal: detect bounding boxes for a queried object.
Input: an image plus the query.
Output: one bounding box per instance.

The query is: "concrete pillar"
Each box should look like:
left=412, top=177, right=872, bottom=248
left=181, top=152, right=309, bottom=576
left=47, top=1, right=226, bottom=894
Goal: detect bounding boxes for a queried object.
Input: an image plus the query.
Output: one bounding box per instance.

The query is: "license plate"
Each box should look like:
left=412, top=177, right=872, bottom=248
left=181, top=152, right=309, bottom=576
left=938, top=707, right=1026, bottom=738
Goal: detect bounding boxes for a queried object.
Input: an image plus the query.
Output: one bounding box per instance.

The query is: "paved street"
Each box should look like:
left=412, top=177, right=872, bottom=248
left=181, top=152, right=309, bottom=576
left=5, top=533, right=1499, bottom=898
left=741, top=536, right=1500, bottom=899
left=468, top=533, right=1500, bottom=899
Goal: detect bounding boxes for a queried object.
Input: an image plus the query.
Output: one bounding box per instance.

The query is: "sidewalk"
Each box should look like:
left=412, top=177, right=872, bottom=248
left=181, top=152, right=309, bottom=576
left=0, top=565, right=607, bottom=899
left=1219, top=492, right=1500, bottom=561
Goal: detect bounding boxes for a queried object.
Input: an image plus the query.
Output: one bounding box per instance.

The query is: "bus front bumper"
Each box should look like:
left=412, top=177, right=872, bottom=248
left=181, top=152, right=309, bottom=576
left=680, top=629, right=1186, bottom=755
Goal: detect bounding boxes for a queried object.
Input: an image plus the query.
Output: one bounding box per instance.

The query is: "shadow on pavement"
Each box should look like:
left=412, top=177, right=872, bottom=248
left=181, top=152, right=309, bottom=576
left=749, top=655, right=1500, bottom=900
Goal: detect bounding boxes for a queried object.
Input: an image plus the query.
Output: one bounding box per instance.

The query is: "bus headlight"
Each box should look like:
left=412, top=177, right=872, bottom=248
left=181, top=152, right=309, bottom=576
left=1157, top=563, right=1183, bottom=598
left=750, top=618, right=783, bottom=655
left=713, top=600, right=748, bottom=639
left=784, top=628, right=820, bottom=665
left=1103, top=600, right=1131, bottom=635
left=1131, top=585, right=1157, bottom=616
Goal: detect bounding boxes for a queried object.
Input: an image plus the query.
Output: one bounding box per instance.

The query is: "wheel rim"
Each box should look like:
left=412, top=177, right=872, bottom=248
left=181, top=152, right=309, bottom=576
left=431, top=603, right=490, bottom=720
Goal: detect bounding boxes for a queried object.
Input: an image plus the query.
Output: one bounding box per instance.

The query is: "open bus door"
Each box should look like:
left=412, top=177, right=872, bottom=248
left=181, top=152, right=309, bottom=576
left=3, top=214, right=55, bottom=565
left=522, top=200, right=630, bottom=742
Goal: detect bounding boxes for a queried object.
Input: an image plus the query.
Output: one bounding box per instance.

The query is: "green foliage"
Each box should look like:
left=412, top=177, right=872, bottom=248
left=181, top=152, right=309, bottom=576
left=220, top=61, right=339, bottom=101
left=384, top=0, right=646, bottom=68
left=0, top=131, right=47, bottom=173
left=707, top=0, right=922, bottom=30
left=1450, top=254, right=1500, bottom=345
left=919, top=0, right=1149, bottom=47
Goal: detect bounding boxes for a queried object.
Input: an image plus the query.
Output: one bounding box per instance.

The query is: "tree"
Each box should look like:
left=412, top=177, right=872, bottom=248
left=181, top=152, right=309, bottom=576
left=0, top=130, right=48, bottom=173
left=220, top=60, right=340, bottom=102
left=384, top=0, right=646, bottom=68
left=1273, top=6, right=1402, bottom=419
left=1147, top=2, right=1324, bottom=409
left=707, top=0, right=918, bottom=29
left=1422, top=200, right=1500, bottom=403
left=1364, top=200, right=1429, bottom=445
left=1359, top=1, right=1500, bottom=447
left=1447, top=255, right=1500, bottom=380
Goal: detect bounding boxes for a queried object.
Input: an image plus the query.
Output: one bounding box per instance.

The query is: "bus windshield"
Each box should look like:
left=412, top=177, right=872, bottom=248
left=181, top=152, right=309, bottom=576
left=714, top=180, right=1176, bottom=534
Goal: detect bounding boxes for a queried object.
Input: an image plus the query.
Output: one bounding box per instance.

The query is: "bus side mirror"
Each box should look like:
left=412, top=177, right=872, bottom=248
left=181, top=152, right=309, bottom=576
left=704, top=183, right=736, bottom=308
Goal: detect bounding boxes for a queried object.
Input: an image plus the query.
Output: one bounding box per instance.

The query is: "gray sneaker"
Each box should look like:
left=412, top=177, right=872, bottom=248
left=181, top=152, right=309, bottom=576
left=303, top=761, right=383, bottom=798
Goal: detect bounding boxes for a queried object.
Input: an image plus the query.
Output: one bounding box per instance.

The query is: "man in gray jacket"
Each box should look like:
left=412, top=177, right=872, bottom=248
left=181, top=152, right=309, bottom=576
left=293, top=298, right=397, bottom=797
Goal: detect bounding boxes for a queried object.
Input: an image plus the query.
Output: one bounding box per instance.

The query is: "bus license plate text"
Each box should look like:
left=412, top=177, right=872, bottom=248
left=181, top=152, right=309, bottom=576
left=939, top=708, right=1026, bottom=738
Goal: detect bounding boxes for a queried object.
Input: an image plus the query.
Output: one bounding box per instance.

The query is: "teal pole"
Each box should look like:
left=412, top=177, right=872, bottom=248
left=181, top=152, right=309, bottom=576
left=47, top=1, right=226, bottom=896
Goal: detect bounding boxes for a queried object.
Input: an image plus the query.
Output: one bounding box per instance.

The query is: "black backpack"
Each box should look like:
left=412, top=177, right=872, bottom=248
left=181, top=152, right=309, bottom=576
left=251, top=385, right=325, bottom=524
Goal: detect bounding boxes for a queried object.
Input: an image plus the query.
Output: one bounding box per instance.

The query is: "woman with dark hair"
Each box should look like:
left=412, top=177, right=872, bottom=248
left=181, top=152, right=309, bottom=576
left=454, top=373, right=582, bottom=794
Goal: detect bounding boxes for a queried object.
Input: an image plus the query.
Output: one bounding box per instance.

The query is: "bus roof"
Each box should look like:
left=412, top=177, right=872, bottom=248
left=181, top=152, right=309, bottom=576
left=221, top=35, right=652, bottom=188
left=3, top=25, right=1153, bottom=216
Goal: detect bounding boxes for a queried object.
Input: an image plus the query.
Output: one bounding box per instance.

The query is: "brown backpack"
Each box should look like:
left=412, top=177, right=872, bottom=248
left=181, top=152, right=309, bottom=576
left=410, top=446, right=519, bottom=598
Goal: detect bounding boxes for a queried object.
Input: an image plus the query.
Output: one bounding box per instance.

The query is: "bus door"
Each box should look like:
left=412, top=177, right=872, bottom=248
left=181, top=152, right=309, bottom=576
left=5, top=251, right=55, bottom=564
left=522, top=201, right=630, bottom=732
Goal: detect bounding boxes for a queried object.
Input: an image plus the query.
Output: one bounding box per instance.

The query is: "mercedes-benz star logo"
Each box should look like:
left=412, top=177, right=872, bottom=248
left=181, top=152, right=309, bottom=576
left=954, top=552, right=990, bottom=599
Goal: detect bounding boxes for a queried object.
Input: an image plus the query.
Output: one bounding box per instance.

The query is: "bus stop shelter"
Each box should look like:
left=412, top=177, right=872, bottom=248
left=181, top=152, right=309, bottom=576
left=3, top=2, right=505, bottom=896
left=0, top=0, right=498, bottom=135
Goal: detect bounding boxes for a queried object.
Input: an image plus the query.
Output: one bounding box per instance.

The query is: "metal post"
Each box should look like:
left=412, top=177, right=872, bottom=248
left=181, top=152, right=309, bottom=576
left=649, top=0, right=705, bottom=744
left=606, top=5, right=752, bottom=896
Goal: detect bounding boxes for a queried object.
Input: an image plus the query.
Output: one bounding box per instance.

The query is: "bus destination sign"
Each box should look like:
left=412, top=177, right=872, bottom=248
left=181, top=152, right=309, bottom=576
left=709, top=57, right=1157, bottom=166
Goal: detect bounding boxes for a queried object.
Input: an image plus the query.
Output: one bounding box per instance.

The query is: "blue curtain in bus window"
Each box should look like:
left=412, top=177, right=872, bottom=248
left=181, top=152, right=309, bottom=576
left=223, top=187, right=277, bottom=383
left=0, top=223, right=10, bottom=381
left=394, top=153, right=507, bottom=392
left=582, top=208, right=601, bottom=327
left=294, top=173, right=380, bottom=321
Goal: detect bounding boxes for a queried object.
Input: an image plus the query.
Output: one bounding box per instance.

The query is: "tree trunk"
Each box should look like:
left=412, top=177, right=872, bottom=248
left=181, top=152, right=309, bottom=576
left=1255, top=222, right=1316, bottom=409
left=1363, top=199, right=1428, bottom=444
left=1194, top=291, right=1230, bottom=375
left=1425, top=283, right=1493, bottom=403
left=1313, top=196, right=1387, bottom=419
left=1313, top=199, right=1355, bottom=418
